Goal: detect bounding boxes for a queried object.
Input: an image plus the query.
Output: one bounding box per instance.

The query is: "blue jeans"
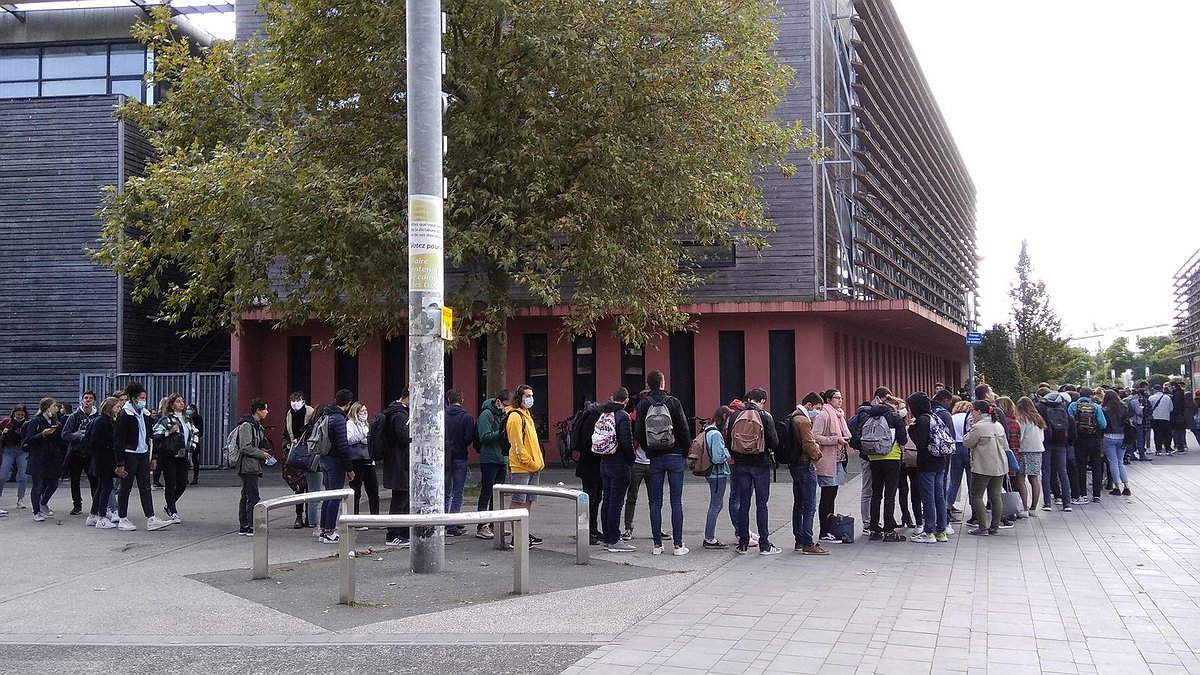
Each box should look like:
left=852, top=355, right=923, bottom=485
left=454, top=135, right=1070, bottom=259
left=600, top=460, right=630, bottom=545
left=919, top=471, right=948, bottom=534
left=732, top=463, right=772, bottom=551
left=946, top=443, right=970, bottom=509
left=1104, top=436, right=1129, bottom=485
left=1044, top=446, right=1071, bottom=507
left=0, top=447, right=28, bottom=502
left=705, top=476, right=727, bottom=542
left=789, top=461, right=817, bottom=547
left=320, top=455, right=347, bottom=531
left=444, top=458, right=470, bottom=513
left=647, top=454, right=685, bottom=547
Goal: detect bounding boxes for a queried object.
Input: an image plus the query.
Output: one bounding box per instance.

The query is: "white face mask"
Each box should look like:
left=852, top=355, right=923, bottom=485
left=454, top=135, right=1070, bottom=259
left=357, top=412, right=368, bottom=423
left=522, top=396, right=535, bottom=409
left=290, top=401, right=304, bottom=411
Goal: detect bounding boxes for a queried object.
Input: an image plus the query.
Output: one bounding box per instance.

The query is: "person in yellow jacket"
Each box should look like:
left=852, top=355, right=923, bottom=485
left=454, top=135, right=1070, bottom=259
left=507, top=384, right=545, bottom=546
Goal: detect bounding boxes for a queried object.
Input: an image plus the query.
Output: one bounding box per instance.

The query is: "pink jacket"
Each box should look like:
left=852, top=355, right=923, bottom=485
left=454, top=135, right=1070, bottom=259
left=812, top=405, right=851, bottom=478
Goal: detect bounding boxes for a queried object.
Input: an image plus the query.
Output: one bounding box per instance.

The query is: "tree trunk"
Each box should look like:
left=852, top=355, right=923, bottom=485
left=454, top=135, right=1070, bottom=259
left=486, top=326, right=508, bottom=398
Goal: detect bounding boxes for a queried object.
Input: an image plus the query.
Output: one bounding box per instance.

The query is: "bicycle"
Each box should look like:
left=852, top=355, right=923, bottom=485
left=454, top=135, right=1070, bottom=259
left=556, top=419, right=576, bottom=468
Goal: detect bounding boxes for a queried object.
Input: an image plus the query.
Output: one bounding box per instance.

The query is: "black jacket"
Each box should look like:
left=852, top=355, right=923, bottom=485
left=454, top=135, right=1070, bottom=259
left=906, top=393, right=947, bottom=473
left=444, top=405, right=478, bottom=463
left=849, top=401, right=908, bottom=457
left=728, top=402, right=778, bottom=467
left=61, top=408, right=99, bottom=460
left=573, top=401, right=635, bottom=473
left=1036, top=399, right=1077, bottom=447
left=633, top=390, right=691, bottom=456
left=113, top=407, right=153, bottom=465
left=22, top=415, right=63, bottom=478
left=381, top=402, right=412, bottom=491
left=88, top=414, right=117, bottom=476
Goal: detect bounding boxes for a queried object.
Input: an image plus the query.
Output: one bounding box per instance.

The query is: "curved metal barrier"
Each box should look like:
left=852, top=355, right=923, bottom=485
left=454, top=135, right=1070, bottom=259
left=491, top=483, right=589, bottom=565
left=336, top=509, right=531, bottom=604
left=252, top=487, right=354, bottom=580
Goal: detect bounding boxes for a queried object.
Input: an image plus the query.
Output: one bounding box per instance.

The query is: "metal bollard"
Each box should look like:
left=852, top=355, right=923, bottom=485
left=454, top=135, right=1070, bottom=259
left=513, top=513, right=529, bottom=594
left=338, top=520, right=355, bottom=604
left=574, top=491, right=589, bottom=565
left=252, top=502, right=269, bottom=580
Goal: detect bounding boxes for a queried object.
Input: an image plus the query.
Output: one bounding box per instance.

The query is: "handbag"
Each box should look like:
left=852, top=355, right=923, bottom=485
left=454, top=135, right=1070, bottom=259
left=286, top=441, right=320, bottom=473
left=1005, top=448, right=1020, bottom=474
left=1001, top=476, right=1022, bottom=518
left=828, top=514, right=855, bottom=543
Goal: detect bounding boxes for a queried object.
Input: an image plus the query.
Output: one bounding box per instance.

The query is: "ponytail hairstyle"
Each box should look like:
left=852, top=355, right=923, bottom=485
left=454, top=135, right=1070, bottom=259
left=971, top=399, right=995, bottom=417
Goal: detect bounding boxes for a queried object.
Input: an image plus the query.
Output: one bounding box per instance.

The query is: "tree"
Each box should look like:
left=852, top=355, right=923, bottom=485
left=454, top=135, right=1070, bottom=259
left=1009, top=240, right=1074, bottom=385
left=975, top=325, right=1029, bottom=399
left=1101, top=337, right=1134, bottom=379
left=95, top=1, right=818, bottom=393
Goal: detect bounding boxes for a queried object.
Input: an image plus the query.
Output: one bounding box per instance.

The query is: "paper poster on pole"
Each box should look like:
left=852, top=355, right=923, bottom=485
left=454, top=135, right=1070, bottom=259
left=409, top=194, right=444, bottom=294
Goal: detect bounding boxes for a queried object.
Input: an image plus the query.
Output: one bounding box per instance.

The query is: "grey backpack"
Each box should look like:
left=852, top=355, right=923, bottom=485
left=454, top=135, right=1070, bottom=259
left=859, top=415, right=894, bottom=456
left=643, top=401, right=675, bottom=451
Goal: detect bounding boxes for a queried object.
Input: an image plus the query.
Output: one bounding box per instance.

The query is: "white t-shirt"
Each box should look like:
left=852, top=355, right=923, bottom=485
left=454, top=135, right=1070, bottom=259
left=951, top=412, right=969, bottom=442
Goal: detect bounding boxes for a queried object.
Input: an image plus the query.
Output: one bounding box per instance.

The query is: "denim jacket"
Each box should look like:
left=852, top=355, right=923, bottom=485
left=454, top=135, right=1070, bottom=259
left=705, top=425, right=730, bottom=479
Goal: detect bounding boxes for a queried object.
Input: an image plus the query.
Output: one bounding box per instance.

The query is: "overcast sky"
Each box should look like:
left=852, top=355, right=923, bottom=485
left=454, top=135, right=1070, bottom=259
left=891, top=1, right=1200, bottom=340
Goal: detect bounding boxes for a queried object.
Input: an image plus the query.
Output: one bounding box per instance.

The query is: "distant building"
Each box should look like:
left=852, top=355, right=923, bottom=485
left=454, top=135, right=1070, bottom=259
left=1174, top=249, right=1200, bottom=387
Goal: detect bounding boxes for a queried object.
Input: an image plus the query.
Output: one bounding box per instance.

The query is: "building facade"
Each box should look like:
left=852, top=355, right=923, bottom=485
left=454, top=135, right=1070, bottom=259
left=231, top=0, right=978, bottom=455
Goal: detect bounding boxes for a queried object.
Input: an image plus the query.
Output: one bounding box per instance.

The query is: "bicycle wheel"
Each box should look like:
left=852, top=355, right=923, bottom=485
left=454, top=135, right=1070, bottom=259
left=558, top=430, right=574, bottom=468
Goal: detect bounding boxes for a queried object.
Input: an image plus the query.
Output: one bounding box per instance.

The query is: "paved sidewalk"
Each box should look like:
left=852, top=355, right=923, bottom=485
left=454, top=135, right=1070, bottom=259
left=565, top=450, right=1200, bottom=675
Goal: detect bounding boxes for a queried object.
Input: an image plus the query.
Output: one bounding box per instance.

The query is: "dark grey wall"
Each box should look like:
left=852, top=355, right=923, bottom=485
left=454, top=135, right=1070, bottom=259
left=235, top=0, right=266, bottom=42
left=0, top=96, right=122, bottom=412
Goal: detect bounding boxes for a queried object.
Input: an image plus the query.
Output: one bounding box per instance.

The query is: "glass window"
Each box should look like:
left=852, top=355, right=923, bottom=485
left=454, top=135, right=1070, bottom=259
left=41, top=79, right=107, bottom=96
left=109, top=45, right=146, bottom=77
left=0, top=81, right=38, bottom=98
left=42, top=45, right=107, bottom=79
left=0, top=49, right=38, bottom=82
left=620, top=343, right=645, bottom=400
left=573, top=336, right=596, bottom=411
left=110, top=78, right=143, bottom=101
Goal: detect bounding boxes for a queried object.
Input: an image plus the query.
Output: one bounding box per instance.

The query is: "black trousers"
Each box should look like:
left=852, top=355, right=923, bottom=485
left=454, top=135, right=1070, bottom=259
left=869, top=459, right=901, bottom=532
left=1152, top=420, right=1173, bottom=452
left=349, top=463, right=380, bottom=515
left=1073, top=438, right=1104, bottom=499
left=818, top=485, right=838, bottom=537
left=386, top=489, right=410, bottom=540
left=161, top=457, right=189, bottom=515
left=238, top=474, right=260, bottom=529
left=581, top=476, right=603, bottom=537
left=117, top=452, right=155, bottom=519
left=190, top=448, right=201, bottom=483
left=898, top=465, right=922, bottom=525
left=67, top=453, right=96, bottom=510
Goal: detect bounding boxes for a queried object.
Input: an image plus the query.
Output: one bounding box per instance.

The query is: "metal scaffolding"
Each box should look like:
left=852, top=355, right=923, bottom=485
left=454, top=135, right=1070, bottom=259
left=1173, top=248, right=1200, bottom=360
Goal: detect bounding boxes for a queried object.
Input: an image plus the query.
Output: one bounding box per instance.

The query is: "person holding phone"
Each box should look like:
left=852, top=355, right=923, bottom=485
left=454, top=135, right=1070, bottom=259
left=153, top=393, right=197, bottom=523
left=0, top=404, right=30, bottom=515
left=23, top=398, right=64, bottom=522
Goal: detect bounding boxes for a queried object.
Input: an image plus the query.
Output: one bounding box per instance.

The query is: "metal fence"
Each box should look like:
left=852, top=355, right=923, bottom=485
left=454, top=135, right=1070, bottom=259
left=79, top=372, right=237, bottom=469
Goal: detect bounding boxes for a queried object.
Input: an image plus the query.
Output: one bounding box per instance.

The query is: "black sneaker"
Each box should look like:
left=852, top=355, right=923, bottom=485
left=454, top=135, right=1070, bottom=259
left=869, top=531, right=882, bottom=541
left=1110, top=489, right=1122, bottom=496
left=987, top=528, right=1000, bottom=536
left=736, top=545, right=749, bottom=554
left=69, top=506, right=82, bottom=516
left=529, top=534, right=543, bottom=546
left=1091, top=497, right=1101, bottom=503
left=703, top=540, right=729, bottom=549
left=1122, top=488, right=1131, bottom=496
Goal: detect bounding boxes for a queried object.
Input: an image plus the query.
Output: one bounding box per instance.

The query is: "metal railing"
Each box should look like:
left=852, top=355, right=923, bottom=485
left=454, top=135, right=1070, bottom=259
left=252, top=488, right=354, bottom=580
left=491, top=484, right=589, bottom=565
left=336, top=509, right=531, bottom=604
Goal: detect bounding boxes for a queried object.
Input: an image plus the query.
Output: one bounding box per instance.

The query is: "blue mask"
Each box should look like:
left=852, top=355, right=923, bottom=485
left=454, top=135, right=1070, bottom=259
left=136, top=400, right=147, bottom=411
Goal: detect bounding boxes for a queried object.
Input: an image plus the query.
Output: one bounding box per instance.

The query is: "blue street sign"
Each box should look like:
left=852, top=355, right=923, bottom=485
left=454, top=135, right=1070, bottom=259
left=966, top=331, right=984, bottom=347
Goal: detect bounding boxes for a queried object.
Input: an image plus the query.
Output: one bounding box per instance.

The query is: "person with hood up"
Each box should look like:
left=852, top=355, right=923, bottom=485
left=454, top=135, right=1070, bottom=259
left=849, top=387, right=908, bottom=542
left=235, top=398, right=276, bottom=535
left=571, top=398, right=605, bottom=546
left=906, top=392, right=951, bottom=543
left=963, top=400, right=1009, bottom=535
left=443, top=389, right=478, bottom=536
left=574, top=388, right=636, bottom=552
left=474, top=389, right=511, bottom=540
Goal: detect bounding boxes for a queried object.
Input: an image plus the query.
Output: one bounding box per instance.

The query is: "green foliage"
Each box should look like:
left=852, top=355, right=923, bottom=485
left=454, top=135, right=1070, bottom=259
left=96, top=2, right=818, bottom=353
left=1008, top=241, right=1074, bottom=385
left=975, top=325, right=1029, bottom=399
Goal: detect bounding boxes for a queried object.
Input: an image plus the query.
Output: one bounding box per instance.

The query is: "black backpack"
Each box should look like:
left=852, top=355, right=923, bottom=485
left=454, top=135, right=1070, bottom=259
left=367, top=409, right=398, bottom=462
left=76, top=415, right=99, bottom=460
left=497, top=409, right=522, bottom=456
left=773, top=411, right=805, bottom=465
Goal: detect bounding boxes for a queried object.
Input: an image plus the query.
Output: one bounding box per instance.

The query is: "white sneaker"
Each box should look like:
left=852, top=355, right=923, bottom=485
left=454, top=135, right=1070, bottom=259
left=33, top=512, right=46, bottom=522
left=760, top=545, right=782, bottom=556
left=117, top=518, right=137, bottom=531
left=910, top=532, right=936, bottom=543
left=95, top=518, right=117, bottom=529
left=169, top=512, right=181, bottom=524
left=749, top=533, right=760, bottom=547
left=16, top=499, right=26, bottom=510
left=673, top=545, right=690, bottom=556
left=318, top=532, right=340, bottom=544
left=652, top=546, right=664, bottom=555
left=44, top=508, right=53, bottom=517
left=385, top=537, right=410, bottom=548
left=146, top=516, right=172, bottom=531
left=945, top=524, right=954, bottom=536
left=106, top=509, right=117, bottom=521
left=85, top=515, right=98, bottom=527
left=0, top=508, right=8, bottom=517
left=606, top=541, right=636, bottom=552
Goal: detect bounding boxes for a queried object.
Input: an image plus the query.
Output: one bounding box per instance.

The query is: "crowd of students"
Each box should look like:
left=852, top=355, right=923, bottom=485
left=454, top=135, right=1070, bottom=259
left=6, top=374, right=1190, bottom=555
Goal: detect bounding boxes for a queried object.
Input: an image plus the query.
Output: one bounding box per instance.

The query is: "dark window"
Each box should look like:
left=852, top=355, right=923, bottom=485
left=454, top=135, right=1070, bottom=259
left=444, top=350, right=454, bottom=390
left=287, top=336, right=312, bottom=401
left=573, top=336, right=596, bottom=411
left=718, top=331, right=745, bottom=406
left=382, top=336, right=407, bottom=405
left=335, top=347, right=359, bottom=397
left=669, top=332, right=696, bottom=421
left=0, top=43, right=150, bottom=103
left=769, top=330, right=797, bottom=420
left=681, top=241, right=736, bottom=269
left=524, top=334, right=549, bottom=438
left=621, top=343, right=645, bottom=399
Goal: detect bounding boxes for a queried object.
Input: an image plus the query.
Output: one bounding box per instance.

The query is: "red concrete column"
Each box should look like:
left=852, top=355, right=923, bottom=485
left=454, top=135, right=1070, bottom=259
left=359, top=338, right=383, bottom=413
left=310, top=324, right=336, bottom=406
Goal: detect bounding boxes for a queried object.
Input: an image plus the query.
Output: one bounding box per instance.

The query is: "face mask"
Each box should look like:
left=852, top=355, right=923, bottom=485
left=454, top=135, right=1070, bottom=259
left=136, top=400, right=147, bottom=411
left=290, top=401, right=304, bottom=411
left=522, top=396, right=534, bottom=409
left=357, top=412, right=368, bottom=423
left=185, top=410, right=193, bottom=418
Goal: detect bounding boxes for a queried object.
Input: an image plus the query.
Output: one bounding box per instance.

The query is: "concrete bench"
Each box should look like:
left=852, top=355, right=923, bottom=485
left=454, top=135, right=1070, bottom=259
left=491, top=483, right=589, bottom=564
left=252, top=487, right=354, bottom=580
left=336, top=509, right=531, bottom=604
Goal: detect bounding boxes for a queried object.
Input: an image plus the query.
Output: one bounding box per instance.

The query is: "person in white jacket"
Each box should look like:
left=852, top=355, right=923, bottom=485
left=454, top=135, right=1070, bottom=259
left=346, top=402, right=379, bottom=519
